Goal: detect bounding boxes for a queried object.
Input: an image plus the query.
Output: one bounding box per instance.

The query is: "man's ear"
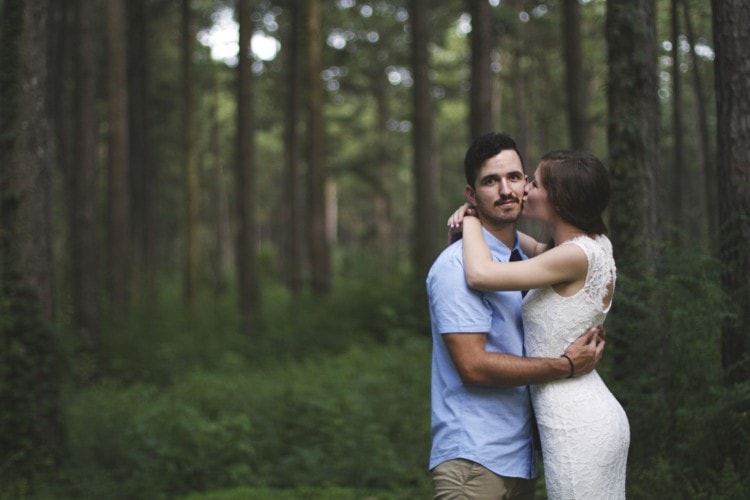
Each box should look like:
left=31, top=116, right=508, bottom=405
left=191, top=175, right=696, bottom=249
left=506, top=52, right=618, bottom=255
left=465, top=185, right=476, bottom=205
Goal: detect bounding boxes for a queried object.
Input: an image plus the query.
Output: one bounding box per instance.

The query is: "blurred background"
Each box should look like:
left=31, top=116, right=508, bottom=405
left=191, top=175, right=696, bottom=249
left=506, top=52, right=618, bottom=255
left=2, top=0, right=748, bottom=498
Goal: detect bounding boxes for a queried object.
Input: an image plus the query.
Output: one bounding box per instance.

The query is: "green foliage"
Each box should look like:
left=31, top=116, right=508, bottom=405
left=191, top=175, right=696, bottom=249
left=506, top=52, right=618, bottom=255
left=41, top=271, right=431, bottom=499
left=0, top=275, right=62, bottom=488
left=606, top=247, right=749, bottom=498
left=60, top=338, right=431, bottom=499
left=11, top=249, right=750, bottom=499
left=64, top=383, right=256, bottom=498
left=182, top=485, right=419, bottom=500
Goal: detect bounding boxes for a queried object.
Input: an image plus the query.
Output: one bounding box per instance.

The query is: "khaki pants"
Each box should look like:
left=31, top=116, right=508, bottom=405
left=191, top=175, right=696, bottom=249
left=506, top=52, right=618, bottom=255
left=432, top=459, right=536, bottom=500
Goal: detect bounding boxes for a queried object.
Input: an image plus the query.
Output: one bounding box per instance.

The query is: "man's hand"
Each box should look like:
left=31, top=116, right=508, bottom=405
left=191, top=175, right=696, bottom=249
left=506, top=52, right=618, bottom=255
left=563, top=326, right=605, bottom=377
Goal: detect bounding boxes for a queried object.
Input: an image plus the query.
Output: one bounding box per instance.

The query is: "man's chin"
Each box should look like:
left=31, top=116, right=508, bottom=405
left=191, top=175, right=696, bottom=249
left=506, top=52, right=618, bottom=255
left=486, top=210, right=522, bottom=225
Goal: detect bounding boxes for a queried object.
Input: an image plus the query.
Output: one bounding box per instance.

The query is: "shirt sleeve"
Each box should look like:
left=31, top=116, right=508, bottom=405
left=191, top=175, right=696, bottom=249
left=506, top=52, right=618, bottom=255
left=427, top=245, right=493, bottom=334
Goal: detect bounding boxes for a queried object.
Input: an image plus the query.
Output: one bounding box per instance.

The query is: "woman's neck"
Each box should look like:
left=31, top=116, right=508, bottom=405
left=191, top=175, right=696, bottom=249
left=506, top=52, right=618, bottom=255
left=550, top=222, right=588, bottom=246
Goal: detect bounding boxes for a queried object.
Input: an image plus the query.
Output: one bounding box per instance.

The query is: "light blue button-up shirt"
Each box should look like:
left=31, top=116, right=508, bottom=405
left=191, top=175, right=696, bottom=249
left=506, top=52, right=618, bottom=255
left=426, top=227, right=537, bottom=479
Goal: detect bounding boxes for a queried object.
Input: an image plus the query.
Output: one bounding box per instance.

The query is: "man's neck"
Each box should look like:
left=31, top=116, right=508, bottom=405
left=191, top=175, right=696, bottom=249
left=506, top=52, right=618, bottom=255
left=479, top=218, right=517, bottom=249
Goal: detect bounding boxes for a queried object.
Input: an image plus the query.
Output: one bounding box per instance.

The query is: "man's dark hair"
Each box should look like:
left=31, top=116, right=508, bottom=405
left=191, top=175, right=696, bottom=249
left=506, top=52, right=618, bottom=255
left=463, top=132, right=524, bottom=187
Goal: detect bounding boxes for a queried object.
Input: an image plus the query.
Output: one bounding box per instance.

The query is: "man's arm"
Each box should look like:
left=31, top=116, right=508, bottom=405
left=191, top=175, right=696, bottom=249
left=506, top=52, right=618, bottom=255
left=443, top=326, right=604, bottom=387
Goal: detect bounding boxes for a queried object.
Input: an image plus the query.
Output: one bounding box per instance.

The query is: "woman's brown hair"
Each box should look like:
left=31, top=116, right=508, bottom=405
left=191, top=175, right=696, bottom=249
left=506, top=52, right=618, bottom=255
left=537, top=150, right=611, bottom=236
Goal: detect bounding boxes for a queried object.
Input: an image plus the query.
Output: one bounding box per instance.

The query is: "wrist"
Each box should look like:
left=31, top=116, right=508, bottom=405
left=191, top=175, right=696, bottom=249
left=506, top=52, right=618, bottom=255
left=560, top=354, right=575, bottom=378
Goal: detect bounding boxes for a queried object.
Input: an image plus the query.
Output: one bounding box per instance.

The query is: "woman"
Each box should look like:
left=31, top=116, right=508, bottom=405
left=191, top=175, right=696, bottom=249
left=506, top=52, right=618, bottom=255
left=451, top=150, right=630, bottom=499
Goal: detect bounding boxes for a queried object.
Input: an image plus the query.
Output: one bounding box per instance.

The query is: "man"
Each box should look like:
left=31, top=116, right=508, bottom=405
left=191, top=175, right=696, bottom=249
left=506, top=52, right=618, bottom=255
left=426, top=133, right=604, bottom=499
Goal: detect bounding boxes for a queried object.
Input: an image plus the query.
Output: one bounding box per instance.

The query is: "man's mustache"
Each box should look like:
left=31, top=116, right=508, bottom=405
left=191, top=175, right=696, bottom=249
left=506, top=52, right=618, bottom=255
left=495, top=195, right=522, bottom=205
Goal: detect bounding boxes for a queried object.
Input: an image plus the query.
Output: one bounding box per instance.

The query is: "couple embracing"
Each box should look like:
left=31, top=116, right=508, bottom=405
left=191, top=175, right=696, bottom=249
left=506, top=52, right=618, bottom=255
left=427, top=132, right=630, bottom=499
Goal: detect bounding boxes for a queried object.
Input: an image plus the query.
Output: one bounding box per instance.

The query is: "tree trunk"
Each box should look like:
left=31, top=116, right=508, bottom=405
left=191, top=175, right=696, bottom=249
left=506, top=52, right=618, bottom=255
left=282, top=1, right=304, bottom=294
left=469, top=0, right=492, bottom=140
left=50, top=0, right=72, bottom=212
left=410, top=0, right=440, bottom=279
left=211, top=80, right=232, bottom=295
left=669, top=0, right=685, bottom=244
left=71, top=0, right=100, bottom=379
left=236, top=0, right=260, bottom=334
left=307, top=0, right=332, bottom=294
left=106, top=0, right=131, bottom=309
left=511, top=1, right=528, bottom=162
left=0, top=0, right=64, bottom=477
left=373, top=75, right=394, bottom=267
left=711, top=0, right=750, bottom=386
left=127, top=0, right=157, bottom=299
left=682, top=0, right=714, bottom=245
left=606, top=0, right=665, bottom=459
left=606, top=0, right=661, bottom=270
left=181, top=0, right=199, bottom=304
left=563, top=0, right=587, bottom=149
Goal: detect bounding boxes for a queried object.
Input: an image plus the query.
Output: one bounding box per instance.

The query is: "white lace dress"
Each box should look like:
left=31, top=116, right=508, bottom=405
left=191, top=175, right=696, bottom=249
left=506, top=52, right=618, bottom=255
left=523, top=235, right=630, bottom=500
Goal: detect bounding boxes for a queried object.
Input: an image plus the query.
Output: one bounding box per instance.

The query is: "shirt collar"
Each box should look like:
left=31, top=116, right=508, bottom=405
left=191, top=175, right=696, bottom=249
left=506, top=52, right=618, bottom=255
left=481, top=226, right=523, bottom=260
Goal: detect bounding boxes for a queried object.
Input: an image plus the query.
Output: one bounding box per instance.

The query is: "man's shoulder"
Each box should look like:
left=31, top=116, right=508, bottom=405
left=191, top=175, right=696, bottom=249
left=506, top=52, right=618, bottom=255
left=427, top=241, right=464, bottom=276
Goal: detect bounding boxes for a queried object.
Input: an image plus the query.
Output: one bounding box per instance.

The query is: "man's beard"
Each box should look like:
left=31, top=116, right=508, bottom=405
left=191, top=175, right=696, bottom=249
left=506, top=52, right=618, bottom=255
left=477, top=194, right=524, bottom=226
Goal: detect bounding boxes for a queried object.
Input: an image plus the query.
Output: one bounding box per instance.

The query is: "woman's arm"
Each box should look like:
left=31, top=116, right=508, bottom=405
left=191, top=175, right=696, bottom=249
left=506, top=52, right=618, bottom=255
left=462, top=217, right=587, bottom=291
left=517, top=231, right=547, bottom=257
left=447, top=203, right=546, bottom=256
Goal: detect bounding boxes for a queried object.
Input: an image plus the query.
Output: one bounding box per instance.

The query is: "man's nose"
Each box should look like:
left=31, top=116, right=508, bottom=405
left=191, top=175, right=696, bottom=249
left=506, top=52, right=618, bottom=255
left=498, top=178, right=512, bottom=194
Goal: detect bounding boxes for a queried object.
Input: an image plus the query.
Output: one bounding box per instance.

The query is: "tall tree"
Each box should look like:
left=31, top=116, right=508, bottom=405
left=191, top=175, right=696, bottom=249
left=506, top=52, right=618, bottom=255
left=211, top=78, right=232, bottom=295
left=510, top=0, right=529, bottom=161
left=605, top=0, right=664, bottom=445
left=50, top=0, right=72, bottom=211
left=410, top=0, right=440, bottom=279
left=372, top=73, right=395, bottom=267
left=71, top=0, right=100, bottom=380
left=562, top=0, right=587, bottom=149
left=236, top=0, right=260, bottom=333
left=106, top=0, right=131, bottom=308
left=0, top=0, right=64, bottom=478
left=127, top=0, right=157, bottom=299
left=711, top=0, right=750, bottom=386
left=307, top=0, right=332, bottom=293
left=606, top=0, right=661, bottom=270
left=669, top=0, right=685, bottom=243
left=181, top=0, right=199, bottom=303
left=682, top=0, right=714, bottom=243
left=282, top=1, right=304, bottom=294
left=469, top=0, right=492, bottom=140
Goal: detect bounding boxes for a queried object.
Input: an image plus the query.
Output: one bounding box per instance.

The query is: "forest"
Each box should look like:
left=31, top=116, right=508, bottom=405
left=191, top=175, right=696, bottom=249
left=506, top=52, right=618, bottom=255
left=1, top=0, right=748, bottom=498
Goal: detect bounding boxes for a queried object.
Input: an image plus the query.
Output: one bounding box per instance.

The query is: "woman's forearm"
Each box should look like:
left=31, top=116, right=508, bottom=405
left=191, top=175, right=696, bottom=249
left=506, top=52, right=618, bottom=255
left=462, top=217, right=494, bottom=289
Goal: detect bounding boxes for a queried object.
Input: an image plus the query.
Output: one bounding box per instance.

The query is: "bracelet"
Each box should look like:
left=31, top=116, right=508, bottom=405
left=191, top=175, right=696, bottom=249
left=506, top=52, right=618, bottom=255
left=561, top=354, right=575, bottom=378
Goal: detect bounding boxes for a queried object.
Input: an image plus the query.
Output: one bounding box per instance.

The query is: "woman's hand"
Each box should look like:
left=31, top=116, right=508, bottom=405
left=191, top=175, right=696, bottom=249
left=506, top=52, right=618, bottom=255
left=447, top=203, right=477, bottom=243
left=447, top=203, right=477, bottom=228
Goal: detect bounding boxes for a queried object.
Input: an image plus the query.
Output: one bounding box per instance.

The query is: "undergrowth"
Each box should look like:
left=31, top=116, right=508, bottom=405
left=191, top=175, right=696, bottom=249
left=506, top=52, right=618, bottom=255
left=47, top=273, right=432, bottom=499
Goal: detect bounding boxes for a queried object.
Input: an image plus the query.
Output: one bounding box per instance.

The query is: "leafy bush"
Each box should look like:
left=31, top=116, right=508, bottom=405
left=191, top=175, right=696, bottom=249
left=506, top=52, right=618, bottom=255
left=61, top=336, right=432, bottom=499
left=0, top=277, right=63, bottom=488
left=22, top=248, right=748, bottom=499
left=606, top=248, right=749, bottom=498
